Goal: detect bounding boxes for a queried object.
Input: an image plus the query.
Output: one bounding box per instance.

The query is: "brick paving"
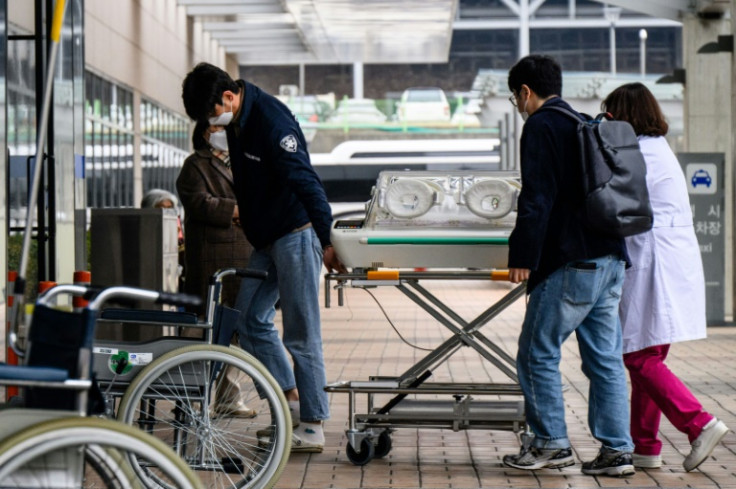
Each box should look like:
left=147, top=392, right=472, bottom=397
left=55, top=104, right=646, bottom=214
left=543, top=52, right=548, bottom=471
left=276, top=278, right=736, bottom=489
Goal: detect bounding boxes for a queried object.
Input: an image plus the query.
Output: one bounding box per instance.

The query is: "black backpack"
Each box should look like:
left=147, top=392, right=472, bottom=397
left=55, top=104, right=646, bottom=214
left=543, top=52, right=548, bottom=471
left=542, top=106, right=654, bottom=238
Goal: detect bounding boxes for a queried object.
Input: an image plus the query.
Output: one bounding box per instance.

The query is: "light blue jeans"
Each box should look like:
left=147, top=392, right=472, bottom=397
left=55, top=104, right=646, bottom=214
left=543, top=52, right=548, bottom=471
left=518, top=254, right=633, bottom=452
left=234, top=227, right=329, bottom=422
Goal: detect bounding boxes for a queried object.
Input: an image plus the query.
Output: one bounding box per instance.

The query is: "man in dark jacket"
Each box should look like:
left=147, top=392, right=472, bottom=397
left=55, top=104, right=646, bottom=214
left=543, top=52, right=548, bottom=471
left=503, top=55, right=634, bottom=476
left=182, top=63, right=346, bottom=452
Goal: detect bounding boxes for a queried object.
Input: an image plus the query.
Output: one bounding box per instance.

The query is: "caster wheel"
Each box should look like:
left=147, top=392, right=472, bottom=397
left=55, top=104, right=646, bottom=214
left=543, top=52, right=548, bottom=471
left=346, top=438, right=375, bottom=466
left=374, top=431, right=392, bottom=458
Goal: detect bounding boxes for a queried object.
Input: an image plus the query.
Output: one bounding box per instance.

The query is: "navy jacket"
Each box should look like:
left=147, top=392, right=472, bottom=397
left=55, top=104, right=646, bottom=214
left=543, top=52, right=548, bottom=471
left=225, top=81, right=333, bottom=251
left=508, top=97, right=627, bottom=292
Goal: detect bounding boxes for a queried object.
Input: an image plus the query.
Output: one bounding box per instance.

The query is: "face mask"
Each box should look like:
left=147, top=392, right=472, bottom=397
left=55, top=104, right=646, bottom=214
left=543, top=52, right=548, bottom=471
left=209, top=130, right=229, bottom=152
left=208, top=97, right=233, bottom=126
left=520, top=96, right=530, bottom=122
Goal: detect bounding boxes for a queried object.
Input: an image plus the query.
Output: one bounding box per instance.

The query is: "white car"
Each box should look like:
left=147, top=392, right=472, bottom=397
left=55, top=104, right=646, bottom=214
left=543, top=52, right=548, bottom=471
left=396, top=87, right=451, bottom=123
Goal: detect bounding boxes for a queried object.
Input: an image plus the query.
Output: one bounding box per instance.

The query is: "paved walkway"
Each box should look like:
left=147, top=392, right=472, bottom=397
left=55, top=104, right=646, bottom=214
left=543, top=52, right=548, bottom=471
left=277, top=278, right=736, bottom=489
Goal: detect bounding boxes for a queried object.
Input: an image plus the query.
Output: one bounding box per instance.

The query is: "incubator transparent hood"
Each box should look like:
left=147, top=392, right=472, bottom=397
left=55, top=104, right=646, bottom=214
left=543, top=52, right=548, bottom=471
left=331, top=171, right=520, bottom=270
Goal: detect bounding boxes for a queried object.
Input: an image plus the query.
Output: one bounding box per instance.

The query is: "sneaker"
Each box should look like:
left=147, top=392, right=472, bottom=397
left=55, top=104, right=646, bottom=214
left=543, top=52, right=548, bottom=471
left=581, top=447, right=635, bottom=476
left=210, top=400, right=257, bottom=418
left=683, top=418, right=729, bottom=472
left=633, top=453, right=662, bottom=469
left=290, top=431, right=324, bottom=453
left=503, top=446, right=575, bottom=470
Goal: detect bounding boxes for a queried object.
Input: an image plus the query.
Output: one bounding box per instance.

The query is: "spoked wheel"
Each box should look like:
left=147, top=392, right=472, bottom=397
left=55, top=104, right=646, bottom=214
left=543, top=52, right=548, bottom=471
left=117, top=344, right=291, bottom=489
left=346, top=438, right=375, bottom=466
left=0, top=416, right=202, bottom=488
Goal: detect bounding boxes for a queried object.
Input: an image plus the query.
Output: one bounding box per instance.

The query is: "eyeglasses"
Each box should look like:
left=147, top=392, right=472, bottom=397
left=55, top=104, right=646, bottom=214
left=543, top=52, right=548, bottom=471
left=508, top=93, right=518, bottom=108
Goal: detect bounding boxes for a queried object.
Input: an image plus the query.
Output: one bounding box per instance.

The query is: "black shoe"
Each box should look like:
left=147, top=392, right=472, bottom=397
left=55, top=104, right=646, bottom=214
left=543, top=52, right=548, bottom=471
left=581, top=447, right=635, bottom=476
left=503, top=446, right=575, bottom=470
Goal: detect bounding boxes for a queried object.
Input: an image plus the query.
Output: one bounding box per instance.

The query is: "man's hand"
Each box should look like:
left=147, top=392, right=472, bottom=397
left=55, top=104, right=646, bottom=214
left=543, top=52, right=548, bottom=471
left=323, top=245, right=347, bottom=274
left=509, top=267, right=530, bottom=284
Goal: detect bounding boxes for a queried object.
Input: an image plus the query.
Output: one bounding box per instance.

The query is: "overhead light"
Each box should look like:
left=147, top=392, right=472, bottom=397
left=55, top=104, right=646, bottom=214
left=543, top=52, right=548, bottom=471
left=697, top=35, right=733, bottom=53
left=656, top=68, right=686, bottom=85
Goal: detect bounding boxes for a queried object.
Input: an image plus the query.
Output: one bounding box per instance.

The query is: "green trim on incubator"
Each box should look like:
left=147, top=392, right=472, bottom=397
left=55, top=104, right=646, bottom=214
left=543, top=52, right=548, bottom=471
left=364, top=237, right=509, bottom=245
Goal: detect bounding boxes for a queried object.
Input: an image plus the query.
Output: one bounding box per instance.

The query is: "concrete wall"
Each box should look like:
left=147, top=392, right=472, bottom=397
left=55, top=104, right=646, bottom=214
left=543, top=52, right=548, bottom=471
left=85, top=0, right=235, bottom=115
left=682, top=14, right=733, bottom=318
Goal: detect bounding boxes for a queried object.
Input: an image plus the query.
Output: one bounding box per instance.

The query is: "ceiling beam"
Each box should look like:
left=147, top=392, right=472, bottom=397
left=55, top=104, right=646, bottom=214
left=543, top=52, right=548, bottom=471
left=590, top=0, right=690, bottom=21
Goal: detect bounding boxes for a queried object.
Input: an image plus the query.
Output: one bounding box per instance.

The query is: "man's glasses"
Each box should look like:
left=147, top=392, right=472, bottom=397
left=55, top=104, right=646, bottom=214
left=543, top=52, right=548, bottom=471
left=508, top=93, right=518, bottom=108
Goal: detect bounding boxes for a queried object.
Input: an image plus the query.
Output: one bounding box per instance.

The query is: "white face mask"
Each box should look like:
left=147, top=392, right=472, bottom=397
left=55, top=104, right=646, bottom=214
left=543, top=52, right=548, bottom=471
left=520, top=96, right=530, bottom=122
left=209, top=130, right=229, bottom=152
left=208, top=97, right=233, bottom=126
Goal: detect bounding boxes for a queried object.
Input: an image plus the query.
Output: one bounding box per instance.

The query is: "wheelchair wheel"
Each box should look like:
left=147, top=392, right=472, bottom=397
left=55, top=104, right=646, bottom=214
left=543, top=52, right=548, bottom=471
left=0, top=416, right=202, bottom=488
left=117, top=344, right=291, bottom=489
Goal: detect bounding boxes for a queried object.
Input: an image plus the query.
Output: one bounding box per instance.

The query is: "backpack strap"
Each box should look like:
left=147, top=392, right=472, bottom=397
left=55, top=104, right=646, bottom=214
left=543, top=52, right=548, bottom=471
left=535, top=104, right=587, bottom=123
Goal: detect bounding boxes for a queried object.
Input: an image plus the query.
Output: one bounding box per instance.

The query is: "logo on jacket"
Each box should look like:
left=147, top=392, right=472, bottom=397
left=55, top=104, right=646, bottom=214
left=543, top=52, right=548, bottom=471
left=280, top=135, right=298, bottom=153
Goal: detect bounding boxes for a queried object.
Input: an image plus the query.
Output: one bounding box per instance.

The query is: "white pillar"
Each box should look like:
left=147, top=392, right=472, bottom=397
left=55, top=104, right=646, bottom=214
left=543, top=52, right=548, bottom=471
left=353, top=62, right=364, bottom=99
left=639, top=29, right=648, bottom=78
left=299, top=63, right=305, bottom=96
left=519, top=0, right=530, bottom=57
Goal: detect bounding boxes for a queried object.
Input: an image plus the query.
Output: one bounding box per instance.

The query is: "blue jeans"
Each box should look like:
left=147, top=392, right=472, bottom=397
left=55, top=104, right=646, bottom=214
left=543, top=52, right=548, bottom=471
left=234, top=227, right=329, bottom=422
left=518, top=255, right=633, bottom=452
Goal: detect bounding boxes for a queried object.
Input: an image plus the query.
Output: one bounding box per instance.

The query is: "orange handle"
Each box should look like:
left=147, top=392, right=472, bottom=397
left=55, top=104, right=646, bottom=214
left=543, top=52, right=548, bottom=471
left=490, top=270, right=510, bottom=281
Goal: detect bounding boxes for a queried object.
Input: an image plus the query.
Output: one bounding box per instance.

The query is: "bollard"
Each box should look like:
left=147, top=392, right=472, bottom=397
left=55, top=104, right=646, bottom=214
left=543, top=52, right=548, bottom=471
left=5, top=271, right=19, bottom=399
left=73, top=270, right=91, bottom=312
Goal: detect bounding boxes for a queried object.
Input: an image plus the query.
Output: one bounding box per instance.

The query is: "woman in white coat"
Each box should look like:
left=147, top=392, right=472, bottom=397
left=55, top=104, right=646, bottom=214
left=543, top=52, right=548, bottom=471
left=602, top=83, right=728, bottom=472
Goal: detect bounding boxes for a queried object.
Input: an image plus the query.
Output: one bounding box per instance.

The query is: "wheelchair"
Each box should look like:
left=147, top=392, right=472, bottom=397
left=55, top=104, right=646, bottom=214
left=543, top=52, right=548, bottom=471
left=2, top=268, right=292, bottom=489
left=92, top=268, right=291, bottom=489
left=0, top=284, right=202, bottom=488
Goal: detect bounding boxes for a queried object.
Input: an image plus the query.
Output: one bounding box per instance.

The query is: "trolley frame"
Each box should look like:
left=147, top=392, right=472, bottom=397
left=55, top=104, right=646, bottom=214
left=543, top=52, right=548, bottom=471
left=324, top=270, right=527, bottom=465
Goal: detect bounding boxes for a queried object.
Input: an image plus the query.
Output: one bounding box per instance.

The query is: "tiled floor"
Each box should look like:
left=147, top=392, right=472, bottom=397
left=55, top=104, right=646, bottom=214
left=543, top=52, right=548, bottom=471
left=276, top=277, right=736, bottom=489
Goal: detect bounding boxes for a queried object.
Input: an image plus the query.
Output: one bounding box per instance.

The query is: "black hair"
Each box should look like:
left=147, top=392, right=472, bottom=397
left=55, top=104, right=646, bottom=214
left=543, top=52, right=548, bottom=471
left=507, top=54, right=562, bottom=98
left=192, top=119, right=209, bottom=151
left=181, top=62, right=240, bottom=122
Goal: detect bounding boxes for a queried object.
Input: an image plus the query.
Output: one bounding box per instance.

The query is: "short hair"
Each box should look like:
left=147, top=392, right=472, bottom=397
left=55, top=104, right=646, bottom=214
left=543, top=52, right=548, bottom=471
left=141, top=188, right=178, bottom=209
left=181, top=62, right=240, bottom=122
left=601, top=82, right=668, bottom=137
left=508, top=54, right=562, bottom=98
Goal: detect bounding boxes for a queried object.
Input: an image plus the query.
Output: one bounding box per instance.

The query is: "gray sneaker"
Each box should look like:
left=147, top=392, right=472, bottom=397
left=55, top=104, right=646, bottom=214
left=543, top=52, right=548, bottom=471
left=503, top=446, right=575, bottom=470
left=581, top=447, right=635, bottom=476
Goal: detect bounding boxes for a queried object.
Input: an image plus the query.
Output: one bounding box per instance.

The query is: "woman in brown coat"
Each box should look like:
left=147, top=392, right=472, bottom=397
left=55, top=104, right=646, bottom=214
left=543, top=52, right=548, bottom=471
left=176, top=120, right=255, bottom=417
left=177, top=121, right=253, bottom=310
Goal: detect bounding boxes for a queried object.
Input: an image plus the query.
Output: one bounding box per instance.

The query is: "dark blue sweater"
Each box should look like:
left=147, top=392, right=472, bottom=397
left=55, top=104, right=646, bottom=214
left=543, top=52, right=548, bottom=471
left=226, top=81, right=333, bottom=251
left=508, top=97, right=627, bottom=292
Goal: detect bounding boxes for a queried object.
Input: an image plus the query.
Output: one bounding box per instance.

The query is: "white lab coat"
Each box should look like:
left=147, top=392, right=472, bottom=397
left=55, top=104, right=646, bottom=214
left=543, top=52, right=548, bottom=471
left=619, top=136, right=707, bottom=354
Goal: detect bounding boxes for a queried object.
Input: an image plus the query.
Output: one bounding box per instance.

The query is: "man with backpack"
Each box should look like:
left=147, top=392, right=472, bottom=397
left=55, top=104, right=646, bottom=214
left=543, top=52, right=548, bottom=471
left=502, top=54, right=635, bottom=476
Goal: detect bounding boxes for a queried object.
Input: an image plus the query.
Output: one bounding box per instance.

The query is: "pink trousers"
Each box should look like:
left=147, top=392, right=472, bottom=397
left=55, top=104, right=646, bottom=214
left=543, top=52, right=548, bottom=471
left=623, top=344, right=713, bottom=455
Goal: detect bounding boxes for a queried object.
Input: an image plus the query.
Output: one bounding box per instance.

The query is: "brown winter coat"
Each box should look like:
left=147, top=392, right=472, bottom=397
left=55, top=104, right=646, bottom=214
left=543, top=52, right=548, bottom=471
left=176, top=148, right=253, bottom=314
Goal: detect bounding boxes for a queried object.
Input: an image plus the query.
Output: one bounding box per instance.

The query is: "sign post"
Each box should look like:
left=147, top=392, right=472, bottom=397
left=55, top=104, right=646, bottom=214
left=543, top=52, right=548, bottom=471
left=678, top=152, right=725, bottom=325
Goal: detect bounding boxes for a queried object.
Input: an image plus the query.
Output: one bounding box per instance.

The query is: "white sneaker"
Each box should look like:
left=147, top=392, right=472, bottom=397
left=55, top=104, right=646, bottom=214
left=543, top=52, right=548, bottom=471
left=683, top=418, right=729, bottom=472
left=632, top=453, right=662, bottom=469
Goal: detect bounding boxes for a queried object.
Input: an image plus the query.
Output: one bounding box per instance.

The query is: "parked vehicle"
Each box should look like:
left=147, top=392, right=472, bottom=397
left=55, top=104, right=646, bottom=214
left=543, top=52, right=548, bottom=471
left=396, top=87, right=451, bottom=122
left=284, top=96, right=333, bottom=123
left=451, top=98, right=483, bottom=127
left=327, top=98, right=388, bottom=124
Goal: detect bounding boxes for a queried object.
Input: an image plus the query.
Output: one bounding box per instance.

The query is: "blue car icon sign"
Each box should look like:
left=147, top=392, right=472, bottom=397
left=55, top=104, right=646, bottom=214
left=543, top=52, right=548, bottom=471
left=691, top=169, right=712, bottom=188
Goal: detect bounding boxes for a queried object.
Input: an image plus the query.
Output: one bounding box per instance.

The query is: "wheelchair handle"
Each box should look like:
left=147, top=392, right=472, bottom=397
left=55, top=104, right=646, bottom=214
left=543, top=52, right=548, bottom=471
left=208, top=267, right=268, bottom=284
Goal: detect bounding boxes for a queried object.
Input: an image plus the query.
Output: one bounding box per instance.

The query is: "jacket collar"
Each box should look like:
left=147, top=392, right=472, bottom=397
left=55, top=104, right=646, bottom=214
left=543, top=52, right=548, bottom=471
left=195, top=147, right=233, bottom=184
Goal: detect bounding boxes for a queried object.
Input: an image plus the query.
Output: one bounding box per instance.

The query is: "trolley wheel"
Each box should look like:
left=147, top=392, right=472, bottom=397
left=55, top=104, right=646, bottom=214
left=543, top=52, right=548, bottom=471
left=374, top=430, right=392, bottom=458
left=117, top=344, right=291, bottom=489
left=346, top=438, right=375, bottom=466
